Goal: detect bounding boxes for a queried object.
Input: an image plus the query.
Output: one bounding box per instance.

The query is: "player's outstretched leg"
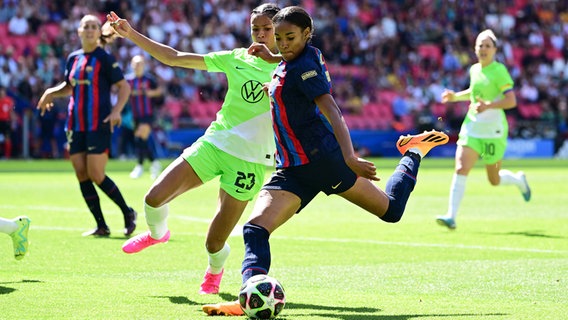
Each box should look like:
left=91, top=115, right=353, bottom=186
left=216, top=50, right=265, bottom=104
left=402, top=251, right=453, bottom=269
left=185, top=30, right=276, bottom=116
left=397, top=130, right=449, bottom=157
left=10, top=216, right=31, bottom=260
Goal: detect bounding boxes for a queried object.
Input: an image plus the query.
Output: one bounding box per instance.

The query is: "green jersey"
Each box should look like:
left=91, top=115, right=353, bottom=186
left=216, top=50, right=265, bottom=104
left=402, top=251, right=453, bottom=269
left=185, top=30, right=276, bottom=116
left=461, top=61, right=514, bottom=138
left=201, top=48, right=278, bottom=166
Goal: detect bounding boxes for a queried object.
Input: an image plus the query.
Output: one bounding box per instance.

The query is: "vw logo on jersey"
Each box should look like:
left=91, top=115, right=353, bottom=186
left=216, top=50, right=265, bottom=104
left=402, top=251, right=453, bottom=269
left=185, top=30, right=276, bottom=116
left=241, top=80, right=264, bottom=103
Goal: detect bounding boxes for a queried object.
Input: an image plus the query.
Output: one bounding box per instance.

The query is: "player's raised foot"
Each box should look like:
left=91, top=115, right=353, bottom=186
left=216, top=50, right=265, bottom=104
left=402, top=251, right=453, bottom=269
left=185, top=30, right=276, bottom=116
left=202, top=300, right=243, bottom=316
left=82, top=227, right=110, bottom=237
left=124, top=208, right=137, bottom=237
left=199, top=269, right=224, bottom=294
left=518, top=171, right=531, bottom=202
left=129, top=164, right=143, bottom=179
left=397, top=130, right=449, bottom=157
left=150, top=160, right=162, bottom=180
left=436, top=216, right=456, bottom=230
left=122, top=230, right=170, bottom=254
left=10, top=216, right=31, bottom=260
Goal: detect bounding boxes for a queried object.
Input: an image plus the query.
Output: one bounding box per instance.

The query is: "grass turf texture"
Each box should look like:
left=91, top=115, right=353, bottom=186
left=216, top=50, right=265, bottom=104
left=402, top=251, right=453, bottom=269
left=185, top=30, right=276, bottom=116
left=0, top=158, right=566, bottom=319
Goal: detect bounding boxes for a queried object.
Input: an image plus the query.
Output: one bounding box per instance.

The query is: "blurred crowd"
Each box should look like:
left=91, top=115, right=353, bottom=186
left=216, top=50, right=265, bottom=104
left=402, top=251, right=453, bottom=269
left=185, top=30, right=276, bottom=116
left=1, top=0, right=567, bottom=159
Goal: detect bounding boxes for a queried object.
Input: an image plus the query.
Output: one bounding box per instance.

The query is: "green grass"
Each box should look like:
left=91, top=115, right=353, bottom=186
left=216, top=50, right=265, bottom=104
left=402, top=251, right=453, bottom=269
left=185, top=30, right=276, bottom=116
left=1, top=158, right=567, bottom=319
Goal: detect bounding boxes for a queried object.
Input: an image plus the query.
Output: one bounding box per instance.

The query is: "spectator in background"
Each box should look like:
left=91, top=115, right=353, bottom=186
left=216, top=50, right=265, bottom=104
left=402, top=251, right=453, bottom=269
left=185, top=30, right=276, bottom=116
left=0, top=1, right=18, bottom=23
left=0, top=86, right=14, bottom=158
left=8, top=8, right=29, bottom=35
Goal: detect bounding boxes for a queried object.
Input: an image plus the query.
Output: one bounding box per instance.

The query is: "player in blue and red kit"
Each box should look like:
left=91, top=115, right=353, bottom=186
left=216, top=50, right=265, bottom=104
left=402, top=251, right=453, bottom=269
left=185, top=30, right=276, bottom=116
left=37, top=14, right=137, bottom=237
left=203, top=6, right=449, bottom=315
left=126, top=55, right=162, bottom=180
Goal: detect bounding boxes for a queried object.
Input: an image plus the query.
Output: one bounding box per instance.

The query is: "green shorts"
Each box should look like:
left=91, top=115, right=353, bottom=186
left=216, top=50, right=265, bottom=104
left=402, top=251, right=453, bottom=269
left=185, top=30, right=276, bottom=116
left=181, top=140, right=267, bottom=201
left=457, top=133, right=507, bottom=165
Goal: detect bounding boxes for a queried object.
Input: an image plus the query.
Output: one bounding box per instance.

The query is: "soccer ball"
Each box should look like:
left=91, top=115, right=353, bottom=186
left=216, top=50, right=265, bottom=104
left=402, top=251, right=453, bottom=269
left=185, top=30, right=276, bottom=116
left=239, top=274, right=286, bottom=319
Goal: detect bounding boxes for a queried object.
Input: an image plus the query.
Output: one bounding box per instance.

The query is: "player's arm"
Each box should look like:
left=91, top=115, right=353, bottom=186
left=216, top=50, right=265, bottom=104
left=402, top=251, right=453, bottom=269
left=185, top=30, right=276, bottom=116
left=36, top=81, right=72, bottom=116
left=145, top=83, right=163, bottom=98
left=107, top=11, right=207, bottom=70
left=475, top=90, right=516, bottom=113
left=315, top=93, right=379, bottom=181
left=441, top=88, right=471, bottom=103
left=104, top=79, right=131, bottom=131
left=248, top=42, right=282, bottom=63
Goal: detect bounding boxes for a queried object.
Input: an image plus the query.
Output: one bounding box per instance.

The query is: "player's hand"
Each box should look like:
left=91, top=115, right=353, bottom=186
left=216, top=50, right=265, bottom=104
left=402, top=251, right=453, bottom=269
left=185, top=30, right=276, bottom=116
left=473, top=96, right=490, bottom=113
left=37, top=91, right=54, bottom=116
left=103, top=109, right=122, bottom=133
left=345, top=156, right=380, bottom=181
left=106, top=11, right=131, bottom=38
left=248, top=43, right=272, bottom=60
left=441, top=89, right=455, bottom=104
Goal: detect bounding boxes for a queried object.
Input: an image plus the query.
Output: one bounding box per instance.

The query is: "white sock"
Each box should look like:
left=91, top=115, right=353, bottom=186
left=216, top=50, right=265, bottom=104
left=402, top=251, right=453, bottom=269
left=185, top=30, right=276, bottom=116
left=0, top=217, right=18, bottom=234
left=145, top=202, right=169, bottom=239
left=498, top=169, right=526, bottom=192
left=207, top=243, right=230, bottom=274
left=447, top=173, right=467, bottom=219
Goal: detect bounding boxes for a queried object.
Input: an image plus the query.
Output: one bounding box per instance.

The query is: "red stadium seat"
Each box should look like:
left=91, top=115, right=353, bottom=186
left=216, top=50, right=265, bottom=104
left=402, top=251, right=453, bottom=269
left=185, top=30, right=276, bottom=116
left=39, top=23, right=62, bottom=41
left=417, top=44, right=442, bottom=64
left=0, top=23, right=7, bottom=38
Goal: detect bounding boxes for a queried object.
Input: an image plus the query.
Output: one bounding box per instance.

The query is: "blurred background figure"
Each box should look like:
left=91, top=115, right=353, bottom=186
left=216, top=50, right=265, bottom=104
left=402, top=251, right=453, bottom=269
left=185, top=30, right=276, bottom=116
left=126, top=54, right=163, bottom=179
left=0, top=86, right=14, bottom=158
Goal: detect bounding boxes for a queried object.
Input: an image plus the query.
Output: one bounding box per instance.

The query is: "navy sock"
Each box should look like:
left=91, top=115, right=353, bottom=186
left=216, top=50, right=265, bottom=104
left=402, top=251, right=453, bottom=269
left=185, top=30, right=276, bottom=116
left=97, top=176, right=131, bottom=215
left=79, top=180, right=107, bottom=228
left=381, top=152, right=420, bottom=223
left=241, top=223, right=271, bottom=284
left=135, top=138, right=145, bottom=164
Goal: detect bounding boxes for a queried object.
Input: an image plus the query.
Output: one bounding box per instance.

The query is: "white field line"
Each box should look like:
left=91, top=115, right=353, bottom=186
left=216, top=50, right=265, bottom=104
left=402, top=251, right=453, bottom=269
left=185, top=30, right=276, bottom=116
left=4, top=204, right=567, bottom=254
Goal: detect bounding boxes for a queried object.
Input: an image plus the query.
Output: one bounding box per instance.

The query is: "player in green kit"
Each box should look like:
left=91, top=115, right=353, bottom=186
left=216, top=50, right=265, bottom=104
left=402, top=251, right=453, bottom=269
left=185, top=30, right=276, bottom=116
left=107, top=4, right=281, bottom=294
left=436, top=29, right=531, bottom=230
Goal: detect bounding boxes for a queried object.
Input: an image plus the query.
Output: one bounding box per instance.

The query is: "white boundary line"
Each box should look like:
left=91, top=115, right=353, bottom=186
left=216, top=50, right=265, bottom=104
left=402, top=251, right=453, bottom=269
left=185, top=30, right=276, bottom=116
left=5, top=205, right=567, bottom=255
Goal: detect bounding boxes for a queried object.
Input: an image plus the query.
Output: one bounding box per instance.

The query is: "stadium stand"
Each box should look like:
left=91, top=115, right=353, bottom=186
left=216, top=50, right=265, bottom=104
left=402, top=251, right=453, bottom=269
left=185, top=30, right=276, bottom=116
left=1, top=0, right=566, bottom=158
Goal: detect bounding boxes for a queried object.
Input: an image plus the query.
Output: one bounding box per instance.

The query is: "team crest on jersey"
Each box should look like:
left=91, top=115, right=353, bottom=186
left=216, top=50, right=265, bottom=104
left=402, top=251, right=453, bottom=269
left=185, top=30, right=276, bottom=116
left=301, top=70, right=317, bottom=80
left=241, top=80, right=264, bottom=103
left=86, top=66, right=93, bottom=73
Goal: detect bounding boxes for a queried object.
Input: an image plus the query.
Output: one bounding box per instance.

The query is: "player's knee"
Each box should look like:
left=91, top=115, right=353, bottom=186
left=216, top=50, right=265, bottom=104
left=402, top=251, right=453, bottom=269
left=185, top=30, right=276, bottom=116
left=205, top=239, right=225, bottom=254
left=380, top=200, right=404, bottom=223
left=144, top=188, right=164, bottom=207
left=243, top=222, right=270, bottom=240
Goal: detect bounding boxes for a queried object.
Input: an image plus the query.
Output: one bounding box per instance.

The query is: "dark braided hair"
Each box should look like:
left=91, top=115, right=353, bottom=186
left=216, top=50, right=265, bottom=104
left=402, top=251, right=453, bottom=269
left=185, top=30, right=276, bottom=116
left=251, top=3, right=280, bottom=19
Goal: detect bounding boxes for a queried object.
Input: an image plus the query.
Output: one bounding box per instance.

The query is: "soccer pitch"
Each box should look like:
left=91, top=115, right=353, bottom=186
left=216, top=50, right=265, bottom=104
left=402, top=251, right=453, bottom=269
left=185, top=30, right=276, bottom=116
left=1, top=158, right=566, bottom=319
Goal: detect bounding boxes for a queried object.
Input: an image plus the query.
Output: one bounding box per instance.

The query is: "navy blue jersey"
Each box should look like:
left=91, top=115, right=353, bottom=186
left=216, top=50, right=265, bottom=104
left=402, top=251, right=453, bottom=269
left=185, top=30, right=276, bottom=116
left=268, top=45, right=338, bottom=168
left=64, top=47, right=125, bottom=132
left=126, top=74, right=157, bottom=120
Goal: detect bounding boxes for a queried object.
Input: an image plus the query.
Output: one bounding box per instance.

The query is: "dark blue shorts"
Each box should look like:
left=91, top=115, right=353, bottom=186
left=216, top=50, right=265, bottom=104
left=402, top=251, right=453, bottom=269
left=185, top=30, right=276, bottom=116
left=134, top=116, right=154, bottom=127
left=262, top=148, right=357, bottom=212
left=67, top=128, right=111, bottom=155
